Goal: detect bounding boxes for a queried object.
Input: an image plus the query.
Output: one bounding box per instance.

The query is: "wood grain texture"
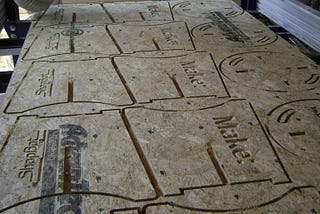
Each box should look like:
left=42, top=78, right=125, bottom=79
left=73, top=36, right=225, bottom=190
left=0, top=0, right=319, bottom=213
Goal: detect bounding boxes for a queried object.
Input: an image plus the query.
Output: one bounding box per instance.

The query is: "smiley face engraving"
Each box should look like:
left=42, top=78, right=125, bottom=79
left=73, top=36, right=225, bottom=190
left=220, top=52, right=320, bottom=92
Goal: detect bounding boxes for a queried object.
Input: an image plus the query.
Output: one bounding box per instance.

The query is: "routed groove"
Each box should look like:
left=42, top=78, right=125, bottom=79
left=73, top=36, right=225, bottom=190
left=110, top=207, right=142, bottom=214
left=68, top=80, right=74, bottom=102
left=143, top=186, right=314, bottom=212
left=249, top=103, right=292, bottom=183
left=70, top=38, right=75, bottom=53
left=289, top=131, right=306, bottom=137
left=206, top=142, right=228, bottom=185
left=210, top=53, right=231, bottom=97
left=120, top=110, right=163, bottom=197
left=305, top=74, right=319, bottom=84
left=37, top=130, right=47, bottom=182
left=277, top=108, right=295, bottom=123
left=111, top=59, right=137, bottom=104
left=37, top=157, right=44, bottom=182
left=168, top=2, right=175, bottom=21
left=297, top=66, right=308, bottom=69
left=236, top=69, right=249, bottom=73
left=70, top=13, right=76, bottom=53
left=184, top=22, right=196, bottom=50
left=139, top=12, right=145, bottom=21
left=72, top=12, right=76, bottom=23
left=106, top=26, right=123, bottom=54
left=167, top=72, right=185, bottom=97
left=102, top=5, right=115, bottom=23
left=64, top=147, right=73, bottom=193
left=152, top=38, right=161, bottom=50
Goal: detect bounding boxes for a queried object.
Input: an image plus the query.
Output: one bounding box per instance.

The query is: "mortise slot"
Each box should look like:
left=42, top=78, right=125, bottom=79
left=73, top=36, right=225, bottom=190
left=139, top=12, right=145, bottom=21
left=70, top=38, right=75, bottom=53
left=207, top=142, right=228, bottom=185
left=236, top=69, right=249, bottom=73
left=72, top=12, right=76, bottom=23
left=64, top=147, right=73, bottom=193
left=102, top=6, right=115, bottom=23
left=152, top=38, right=161, bottom=51
left=297, top=66, right=308, bottom=70
left=167, top=72, right=185, bottom=97
left=68, top=80, right=74, bottom=102
left=289, top=131, right=306, bottom=137
left=111, top=59, right=137, bottom=103
left=120, top=111, right=163, bottom=197
left=106, top=27, right=123, bottom=54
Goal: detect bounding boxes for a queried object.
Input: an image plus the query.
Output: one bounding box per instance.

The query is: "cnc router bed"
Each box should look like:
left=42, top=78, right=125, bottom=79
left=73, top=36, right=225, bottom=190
left=0, top=0, right=319, bottom=213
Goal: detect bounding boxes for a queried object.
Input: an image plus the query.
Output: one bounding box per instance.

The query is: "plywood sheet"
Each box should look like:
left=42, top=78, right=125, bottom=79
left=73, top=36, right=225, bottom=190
left=0, top=0, right=319, bottom=213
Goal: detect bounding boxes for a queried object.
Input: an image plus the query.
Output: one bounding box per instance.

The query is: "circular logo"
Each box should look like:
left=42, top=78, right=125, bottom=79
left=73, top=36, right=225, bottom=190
left=61, top=29, right=84, bottom=37
left=172, top=1, right=243, bottom=19
left=267, top=99, right=320, bottom=160
left=190, top=16, right=277, bottom=48
left=220, top=52, right=320, bottom=92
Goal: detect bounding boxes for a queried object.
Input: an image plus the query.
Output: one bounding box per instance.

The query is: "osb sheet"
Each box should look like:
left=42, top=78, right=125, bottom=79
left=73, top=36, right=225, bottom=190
left=36, top=4, right=113, bottom=27
left=0, top=0, right=319, bottom=213
left=5, top=59, right=133, bottom=113
left=107, top=21, right=195, bottom=53
left=22, top=25, right=120, bottom=61
left=113, top=52, right=228, bottom=102
left=103, top=2, right=173, bottom=22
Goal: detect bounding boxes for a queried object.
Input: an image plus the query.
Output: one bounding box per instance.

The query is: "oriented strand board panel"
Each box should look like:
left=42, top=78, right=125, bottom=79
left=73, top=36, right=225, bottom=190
left=219, top=51, right=320, bottom=92
left=5, top=59, right=132, bottom=113
left=113, top=52, right=228, bottom=102
left=22, top=25, right=120, bottom=60
left=103, top=1, right=173, bottom=22
left=0, top=0, right=320, bottom=213
left=107, top=21, right=195, bottom=53
left=36, top=4, right=113, bottom=26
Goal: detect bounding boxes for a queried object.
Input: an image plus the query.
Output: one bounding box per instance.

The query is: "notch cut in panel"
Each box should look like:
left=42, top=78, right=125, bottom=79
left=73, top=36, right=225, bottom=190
left=107, top=22, right=194, bottom=53
left=114, top=52, right=228, bottom=103
left=23, top=25, right=119, bottom=61
left=0, top=112, right=156, bottom=210
left=125, top=100, right=289, bottom=196
left=6, top=59, right=132, bottom=114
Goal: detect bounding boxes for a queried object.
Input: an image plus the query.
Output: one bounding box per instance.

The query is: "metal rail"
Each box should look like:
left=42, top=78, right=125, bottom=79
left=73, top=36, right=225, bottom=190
left=257, top=0, right=320, bottom=53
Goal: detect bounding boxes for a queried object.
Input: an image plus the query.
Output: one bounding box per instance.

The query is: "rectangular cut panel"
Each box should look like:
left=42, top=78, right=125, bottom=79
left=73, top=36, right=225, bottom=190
left=6, top=59, right=132, bottom=113
left=114, top=52, right=228, bottom=103
left=107, top=21, right=194, bottom=53
left=23, top=25, right=119, bottom=61
left=125, top=100, right=288, bottom=195
left=0, top=113, right=156, bottom=210
left=0, top=0, right=320, bottom=213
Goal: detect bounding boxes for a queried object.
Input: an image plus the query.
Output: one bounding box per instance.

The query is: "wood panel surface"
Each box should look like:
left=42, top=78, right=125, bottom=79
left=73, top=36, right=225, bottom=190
left=0, top=0, right=319, bottom=213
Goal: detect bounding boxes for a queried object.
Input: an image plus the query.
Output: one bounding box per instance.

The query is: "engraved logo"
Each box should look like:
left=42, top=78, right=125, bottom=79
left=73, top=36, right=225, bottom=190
left=61, top=29, right=84, bottom=37
left=35, top=69, right=54, bottom=97
left=35, top=124, right=89, bottom=213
